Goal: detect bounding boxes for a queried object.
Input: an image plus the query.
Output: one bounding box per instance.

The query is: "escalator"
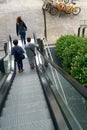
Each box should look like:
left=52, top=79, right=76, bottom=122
left=0, top=58, right=55, bottom=130
left=0, top=36, right=68, bottom=130
left=40, top=36, right=87, bottom=130
left=0, top=33, right=87, bottom=130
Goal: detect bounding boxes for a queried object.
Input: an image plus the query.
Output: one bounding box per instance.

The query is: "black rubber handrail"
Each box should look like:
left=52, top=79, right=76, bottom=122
left=36, top=63, right=69, bottom=130
left=0, top=35, right=16, bottom=114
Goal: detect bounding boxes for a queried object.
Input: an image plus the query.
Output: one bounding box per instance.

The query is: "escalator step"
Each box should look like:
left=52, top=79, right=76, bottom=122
left=0, top=118, right=54, bottom=130
left=2, top=101, right=47, bottom=116
left=8, top=85, right=43, bottom=96
left=5, top=94, right=46, bottom=106
left=0, top=109, right=51, bottom=127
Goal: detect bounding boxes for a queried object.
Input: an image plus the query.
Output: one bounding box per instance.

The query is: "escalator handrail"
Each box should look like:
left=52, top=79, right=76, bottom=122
left=0, top=35, right=12, bottom=60
left=44, top=56, right=87, bottom=100
left=0, top=35, right=16, bottom=113
left=33, top=33, right=87, bottom=100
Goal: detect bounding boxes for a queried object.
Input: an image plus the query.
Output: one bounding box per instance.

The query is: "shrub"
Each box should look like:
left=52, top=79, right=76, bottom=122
left=56, top=35, right=87, bottom=87
left=62, top=42, right=82, bottom=73
left=71, top=45, right=87, bottom=87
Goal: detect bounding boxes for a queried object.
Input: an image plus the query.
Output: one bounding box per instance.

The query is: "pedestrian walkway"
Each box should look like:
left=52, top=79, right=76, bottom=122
left=0, top=0, right=87, bottom=53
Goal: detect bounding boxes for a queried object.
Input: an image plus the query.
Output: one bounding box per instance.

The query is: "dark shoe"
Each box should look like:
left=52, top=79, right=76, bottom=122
left=18, top=69, right=24, bottom=73
left=30, top=64, right=35, bottom=69
left=44, top=61, right=48, bottom=67
left=18, top=70, right=21, bottom=73
left=21, top=69, right=24, bottom=72
left=31, top=67, right=34, bottom=69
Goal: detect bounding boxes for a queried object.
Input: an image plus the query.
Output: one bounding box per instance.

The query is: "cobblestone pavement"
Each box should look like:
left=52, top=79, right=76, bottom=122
left=0, top=0, right=87, bottom=57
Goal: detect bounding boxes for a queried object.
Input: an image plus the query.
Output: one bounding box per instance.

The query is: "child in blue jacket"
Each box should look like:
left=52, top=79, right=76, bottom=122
left=11, top=39, right=25, bottom=73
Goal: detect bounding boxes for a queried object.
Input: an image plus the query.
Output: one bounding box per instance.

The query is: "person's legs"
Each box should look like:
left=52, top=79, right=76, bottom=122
left=17, top=60, right=24, bottom=72
left=29, top=57, right=35, bottom=69
left=30, top=63, right=34, bottom=69
left=23, top=33, right=26, bottom=45
left=20, top=60, right=24, bottom=71
left=16, top=61, right=21, bottom=72
left=20, top=34, right=23, bottom=44
left=20, top=33, right=26, bottom=45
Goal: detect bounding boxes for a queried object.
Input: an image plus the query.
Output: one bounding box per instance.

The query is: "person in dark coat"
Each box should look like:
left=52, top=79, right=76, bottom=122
left=16, top=16, right=27, bottom=46
left=11, top=39, right=25, bottom=73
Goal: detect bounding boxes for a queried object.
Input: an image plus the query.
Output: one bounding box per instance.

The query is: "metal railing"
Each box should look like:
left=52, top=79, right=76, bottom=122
left=0, top=35, right=16, bottom=113
left=33, top=32, right=87, bottom=130
left=78, top=20, right=87, bottom=37
left=0, top=35, right=14, bottom=85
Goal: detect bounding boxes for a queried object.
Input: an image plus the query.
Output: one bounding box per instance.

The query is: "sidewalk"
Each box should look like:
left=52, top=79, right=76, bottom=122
left=0, top=0, right=87, bottom=46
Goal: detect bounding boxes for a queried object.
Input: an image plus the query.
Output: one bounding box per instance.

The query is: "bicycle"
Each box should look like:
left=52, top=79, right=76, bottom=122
left=50, top=2, right=81, bottom=16
left=42, top=0, right=69, bottom=12
left=58, top=0, right=69, bottom=4
left=42, top=0, right=69, bottom=4
left=42, top=0, right=53, bottom=12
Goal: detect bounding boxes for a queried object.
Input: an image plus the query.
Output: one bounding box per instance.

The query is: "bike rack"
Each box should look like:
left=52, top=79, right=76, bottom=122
left=42, top=7, right=47, bottom=40
left=78, top=20, right=87, bottom=37
left=77, top=25, right=87, bottom=37
left=82, top=26, right=87, bottom=37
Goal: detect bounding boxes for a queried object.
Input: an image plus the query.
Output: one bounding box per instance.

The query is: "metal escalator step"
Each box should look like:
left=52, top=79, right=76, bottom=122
left=9, top=77, right=42, bottom=94
left=0, top=118, right=55, bottom=130
left=2, top=108, right=50, bottom=121
left=3, top=99, right=46, bottom=109
left=0, top=109, right=51, bottom=127
left=11, top=82, right=41, bottom=91
left=10, top=84, right=41, bottom=91
left=0, top=59, right=55, bottom=130
left=9, top=84, right=43, bottom=95
left=7, top=89, right=44, bottom=100
left=8, top=88, right=43, bottom=97
left=5, top=94, right=46, bottom=106
left=11, top=80, right=41, bottom=87
left=2, top=101, right=47, bottom=116
left=2, top=108, right=50, bottom=119
left=11, top=79, right=40, bottom=88
left=12, top=74, right=39, bottom=84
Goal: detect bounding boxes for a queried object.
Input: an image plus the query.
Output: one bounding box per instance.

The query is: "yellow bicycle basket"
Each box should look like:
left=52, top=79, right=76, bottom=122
left=65, top=4, right=73, bottom=13
left=58, top=2, right=65, bottom=11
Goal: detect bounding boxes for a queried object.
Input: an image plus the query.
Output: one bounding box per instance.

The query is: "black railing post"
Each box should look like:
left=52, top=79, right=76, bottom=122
left=4, top=43, right=7, bottom=55
left=77, top=26, right=81, bottom=37
left=82, top=26, right=87, bottom=37
left=42, top=7, right=47, bottom=40
left=82, top=27, right=85, bottom=37
left=9, top=35, right=12, bottom=49
left=0, top=59, right=5, bottom=74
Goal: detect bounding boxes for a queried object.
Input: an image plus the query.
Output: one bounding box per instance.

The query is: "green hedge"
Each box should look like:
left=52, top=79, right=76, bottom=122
left=56, top=35, right=87, bottom=87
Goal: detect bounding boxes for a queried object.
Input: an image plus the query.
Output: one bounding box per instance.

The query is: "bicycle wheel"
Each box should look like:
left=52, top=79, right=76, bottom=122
left=45, top=3, right=52, bottom=12
left=64, top=0, right=69, bottom=4
left=42, top=3, right=51, bottom=11
left=50, top=7, right=58, bottom=15
left=72, top=7, right=81, bottom=15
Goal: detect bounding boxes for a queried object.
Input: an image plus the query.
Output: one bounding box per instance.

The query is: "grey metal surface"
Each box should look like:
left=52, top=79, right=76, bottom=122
left=0, top=58, right=55, bottom=130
